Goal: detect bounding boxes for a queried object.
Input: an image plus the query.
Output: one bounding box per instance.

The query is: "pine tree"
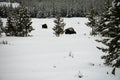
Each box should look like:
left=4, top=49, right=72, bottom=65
left=95, top=0, right=112, bottom=36
left=5, top=4, right=34, bottom=37
left=86, top=4, right=98, bottom=35
left=5, top=15, right=17, bottom=36
left=0, top=17, right=3, bottom=36
left=105, top=0, right=111, bottom=10
left=5, top=4, right=17, bottom=36
left=16, top=5, right=34, bottom=37
left=96, top=0, right=120, bottom=67
left=53, top=15, right=65, bottom=37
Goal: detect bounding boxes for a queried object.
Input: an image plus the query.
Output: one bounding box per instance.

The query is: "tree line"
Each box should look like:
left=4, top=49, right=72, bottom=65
left=0, top=0, right=113, bottom=18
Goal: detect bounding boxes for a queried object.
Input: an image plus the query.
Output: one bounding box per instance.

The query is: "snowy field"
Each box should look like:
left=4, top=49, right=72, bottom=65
left=0, top=18, right=120, bottom=80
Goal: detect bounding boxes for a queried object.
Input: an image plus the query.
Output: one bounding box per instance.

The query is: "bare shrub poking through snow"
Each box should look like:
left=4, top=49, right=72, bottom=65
left=0, top=40, right=8, bottom=45
left=78, top=71, right=83, bottom=78
left=69, top=51, right=74, bottom=58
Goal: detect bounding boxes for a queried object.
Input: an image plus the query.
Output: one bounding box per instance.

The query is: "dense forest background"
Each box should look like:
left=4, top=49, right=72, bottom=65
left=0, top=0, right=113, bottom=18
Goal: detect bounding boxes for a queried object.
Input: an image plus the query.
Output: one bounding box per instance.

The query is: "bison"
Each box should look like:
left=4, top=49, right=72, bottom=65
left=65, top=27, right=76, bottom=34
left=42, top=24, right=47, bottom=29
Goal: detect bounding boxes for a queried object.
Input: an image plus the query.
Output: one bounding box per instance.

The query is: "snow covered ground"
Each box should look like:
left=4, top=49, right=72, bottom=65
left=0, top=18, right=120, bottom=80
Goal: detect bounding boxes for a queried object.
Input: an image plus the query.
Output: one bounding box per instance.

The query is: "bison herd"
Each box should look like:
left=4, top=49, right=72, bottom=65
left=42, top=24, right=76, bottom=34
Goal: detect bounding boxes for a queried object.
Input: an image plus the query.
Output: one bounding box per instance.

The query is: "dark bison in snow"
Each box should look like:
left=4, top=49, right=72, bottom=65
left=42, top=24, right=47, bottom=29
left=65, top=27, right=76, bottom=34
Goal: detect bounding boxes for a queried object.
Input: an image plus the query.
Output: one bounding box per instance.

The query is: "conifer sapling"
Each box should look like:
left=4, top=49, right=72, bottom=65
left=53, top=15, right=65, bottom=37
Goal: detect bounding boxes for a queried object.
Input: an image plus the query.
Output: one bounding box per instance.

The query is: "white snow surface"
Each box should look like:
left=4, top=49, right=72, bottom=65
left=0, top=18, right=120, bottom=80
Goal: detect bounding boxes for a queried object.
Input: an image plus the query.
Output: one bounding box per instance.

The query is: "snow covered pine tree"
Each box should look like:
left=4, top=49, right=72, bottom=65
left=53, top=15, right=65, bottom=37
left=96, top=0, right=120, bottom=67
left=5, top=4, right=34, bottom=37
left=5, top=3, right=17, bottom=36
left=0, top=17, right=3, bottom=36
left=16, top=5, right=34, bottom=37
left=5, top=14, right=17, bottom=36
left=86, top=4, right=97, bottom=35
